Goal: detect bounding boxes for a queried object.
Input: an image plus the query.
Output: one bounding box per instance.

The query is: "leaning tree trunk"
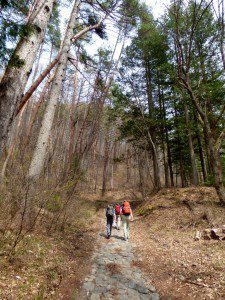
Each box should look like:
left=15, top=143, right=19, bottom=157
left=16, top=20, right=104, bottom=117
left=68, top=60, right=79, bottom=165
left=193, top=114, right=207, bottom=182
left=0, top=104, right=27, bottom=180
left=22, top=73, right=54, bottom=153
left=0, top=0, right=54, bottom=153
left=184, top=105, right=199, bottom=185
left=102, top=137, right=110, bottom=197
left=28, top=0, right=81, bottom=181
left=181, top=79, right=225, bottom=204
left=207, top=131, right=225, bottom=205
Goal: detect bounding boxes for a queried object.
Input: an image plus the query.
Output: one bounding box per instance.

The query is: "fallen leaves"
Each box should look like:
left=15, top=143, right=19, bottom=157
left=131, top=187, right=225, bottom=300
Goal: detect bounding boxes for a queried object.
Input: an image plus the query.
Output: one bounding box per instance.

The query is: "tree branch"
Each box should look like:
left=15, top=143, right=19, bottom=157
left=216, top=128, right=225, bottom=151
left=16, top=20, right=105, bottom=116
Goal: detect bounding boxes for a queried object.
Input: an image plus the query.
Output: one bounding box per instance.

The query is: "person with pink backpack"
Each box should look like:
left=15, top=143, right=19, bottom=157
left=114, top=203, right=122, bottom=230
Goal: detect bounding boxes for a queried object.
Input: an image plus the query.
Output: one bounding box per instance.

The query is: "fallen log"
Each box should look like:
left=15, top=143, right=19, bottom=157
left=194, top=225, right=225, bottom=241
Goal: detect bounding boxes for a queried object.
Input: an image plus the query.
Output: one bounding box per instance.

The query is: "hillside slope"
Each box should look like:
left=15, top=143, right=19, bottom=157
left=131, top=187, right=225, bottom=300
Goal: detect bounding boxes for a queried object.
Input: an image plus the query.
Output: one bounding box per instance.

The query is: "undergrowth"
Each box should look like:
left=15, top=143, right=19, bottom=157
left=0, top=172, right=98, bottom=299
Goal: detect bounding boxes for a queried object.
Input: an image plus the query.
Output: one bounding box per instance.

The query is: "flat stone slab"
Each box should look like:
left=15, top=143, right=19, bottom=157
left=79, top=219, right=159, bottom=300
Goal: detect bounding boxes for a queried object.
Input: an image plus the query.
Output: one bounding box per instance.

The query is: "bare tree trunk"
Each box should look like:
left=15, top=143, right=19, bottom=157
left=94, top=139, right=101, bottom=192
left=157, top=78, right=169, bottom=187
left=193, top=114, right=207, bottom=182
left=184, top=105, right=199, bottom=185
left=175, top=165, right=178, bottom=187
left=102, top=136, right=110, bottom=197
left=146, top=152, right=154, bottom=189
left=31, top=42, right=44, bottom=83
left=28, top=0, right=81, bottom=181
left=166, top=129, right=174, bottom=187
left=207, top=132, right=225, bottom=204
left=152, top=145, right=161, bottom=190
left=0, top=0, right=55, bottom=152
left=174, top=100, right=186, bottom=187
left=162, top=140, right=169, bottom=187
left=110, top=164, right=114, bottom=191
left=68, top=60, right=79, bottom=165
left=137, top=150, right=145, bottom=197
left=162, top=93, right=174, bottom=187
left=110, top=142, right=117, bottom=191
left=126, top=148, right=131, bottom=184
left=1, top=104, right=27, bottom=180
left=16, top=54, right=60, bottom=116
left=22, top=73, right=54, bottom=152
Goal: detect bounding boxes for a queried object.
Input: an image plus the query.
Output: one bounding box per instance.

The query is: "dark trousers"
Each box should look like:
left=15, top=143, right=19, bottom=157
left=106, top=215, right=113, bottom=237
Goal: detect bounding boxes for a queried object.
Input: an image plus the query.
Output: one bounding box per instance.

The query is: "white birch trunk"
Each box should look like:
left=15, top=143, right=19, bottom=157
left=28, top=0, right=81, bottom=181
left=0, top=0, right=54, bottom=151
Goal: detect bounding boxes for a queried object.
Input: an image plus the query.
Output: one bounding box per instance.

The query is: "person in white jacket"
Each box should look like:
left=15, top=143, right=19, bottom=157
left=121, top=201, right=134, bottom=241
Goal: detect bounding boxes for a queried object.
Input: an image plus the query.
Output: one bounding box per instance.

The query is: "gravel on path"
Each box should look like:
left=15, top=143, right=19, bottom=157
left=79, top=219, right=160, bottom=300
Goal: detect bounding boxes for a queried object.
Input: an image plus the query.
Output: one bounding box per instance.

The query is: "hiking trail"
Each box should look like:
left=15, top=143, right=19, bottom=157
left=78, top=217, right=160, bottom=300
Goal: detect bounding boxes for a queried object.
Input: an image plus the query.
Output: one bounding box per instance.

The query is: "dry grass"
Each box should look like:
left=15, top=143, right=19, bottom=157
left=131, top=187, right=225, bottom=300
left=0, top=176, right=101, bottom=299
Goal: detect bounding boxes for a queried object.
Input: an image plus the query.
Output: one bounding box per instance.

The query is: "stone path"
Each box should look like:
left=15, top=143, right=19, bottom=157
left=79, top=219, right=160, bottom=300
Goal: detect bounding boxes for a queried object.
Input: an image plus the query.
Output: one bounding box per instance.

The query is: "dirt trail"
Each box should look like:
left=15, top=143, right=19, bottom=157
left=78, top=216, right=159, bottom=300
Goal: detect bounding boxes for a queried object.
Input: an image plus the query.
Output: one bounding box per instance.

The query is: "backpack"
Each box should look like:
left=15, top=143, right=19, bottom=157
left=122, top=201, right=131, bottom=215
left=115, top=205, right=121, bottom=215
left=106, top=205, right=114, bottom=217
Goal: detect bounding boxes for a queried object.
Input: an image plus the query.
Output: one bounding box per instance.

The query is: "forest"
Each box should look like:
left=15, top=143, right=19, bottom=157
left=0, top=0, right=224, bottom=299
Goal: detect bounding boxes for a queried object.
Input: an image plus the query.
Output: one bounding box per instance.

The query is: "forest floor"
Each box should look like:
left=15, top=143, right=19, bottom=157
left=0, top=187, right=224, bottom=299
left=131, top=187, right=225, bottom=300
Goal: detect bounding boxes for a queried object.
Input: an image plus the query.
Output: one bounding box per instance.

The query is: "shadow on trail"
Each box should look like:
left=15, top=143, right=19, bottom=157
left=99, top=232, right=107, bottom=238
left=99, top=232, right=125, bottom=241
left=111, top=234, right=125, bottom=241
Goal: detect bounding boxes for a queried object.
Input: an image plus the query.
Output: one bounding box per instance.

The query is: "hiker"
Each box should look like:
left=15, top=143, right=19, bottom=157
left=105, top=204, right=115, bottom=239
left=121, top=201, right=133, bottom=241
left=115, top=203, right=122, bottom=230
